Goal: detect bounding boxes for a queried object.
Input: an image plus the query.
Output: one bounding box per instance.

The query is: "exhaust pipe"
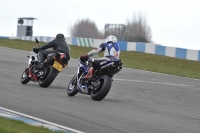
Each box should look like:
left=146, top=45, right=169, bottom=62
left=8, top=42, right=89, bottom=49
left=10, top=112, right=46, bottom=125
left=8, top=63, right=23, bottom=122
left=108, top=65, right=122, bottom=76
left=100, top=62, right=114, bottom=70
left=118, top=66, right=122, bottom=70
left=98, top=62, right=115, bottom=76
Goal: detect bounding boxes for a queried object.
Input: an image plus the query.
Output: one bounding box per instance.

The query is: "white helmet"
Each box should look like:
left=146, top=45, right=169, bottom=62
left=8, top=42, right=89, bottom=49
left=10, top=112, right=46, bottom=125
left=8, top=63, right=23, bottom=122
left=105, top=35, right=117, bottom=43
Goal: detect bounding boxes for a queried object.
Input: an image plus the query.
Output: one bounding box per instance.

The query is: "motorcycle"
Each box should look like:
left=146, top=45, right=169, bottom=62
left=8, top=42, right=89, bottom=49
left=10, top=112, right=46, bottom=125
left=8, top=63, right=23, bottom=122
left=20, top=38, right=68, bottom=88
left=67, top=57, right=122, bottom=101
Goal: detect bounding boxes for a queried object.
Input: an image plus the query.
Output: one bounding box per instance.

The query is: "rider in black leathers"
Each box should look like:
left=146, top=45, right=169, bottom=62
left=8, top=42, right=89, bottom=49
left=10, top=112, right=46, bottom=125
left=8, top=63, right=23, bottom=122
left=33, top=33, right=70, bottom=69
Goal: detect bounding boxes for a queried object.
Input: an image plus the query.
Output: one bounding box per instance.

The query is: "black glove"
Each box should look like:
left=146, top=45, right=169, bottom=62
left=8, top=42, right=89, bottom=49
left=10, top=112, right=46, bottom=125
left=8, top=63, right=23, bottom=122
left=80, top=54, right=89, bottom=62
left=33, top=47, right=41, bottom=53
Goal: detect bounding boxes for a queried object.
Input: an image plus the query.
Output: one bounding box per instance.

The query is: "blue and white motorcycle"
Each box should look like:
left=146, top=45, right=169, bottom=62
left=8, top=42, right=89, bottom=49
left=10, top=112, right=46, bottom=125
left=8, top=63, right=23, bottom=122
left=67, top=57, right=122, bottom=101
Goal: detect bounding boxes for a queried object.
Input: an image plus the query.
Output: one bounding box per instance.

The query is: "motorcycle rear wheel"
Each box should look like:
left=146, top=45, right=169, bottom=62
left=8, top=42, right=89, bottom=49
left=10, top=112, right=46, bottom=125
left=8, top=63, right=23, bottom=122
left=91, top=75, right=112, bottom=101
left=39, top=65, right=58, bottom=88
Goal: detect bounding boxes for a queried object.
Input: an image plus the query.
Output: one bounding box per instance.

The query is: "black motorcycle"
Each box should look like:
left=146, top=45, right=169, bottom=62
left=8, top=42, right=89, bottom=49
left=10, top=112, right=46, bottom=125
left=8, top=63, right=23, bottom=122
left=67, top=57, right=122, bottom=101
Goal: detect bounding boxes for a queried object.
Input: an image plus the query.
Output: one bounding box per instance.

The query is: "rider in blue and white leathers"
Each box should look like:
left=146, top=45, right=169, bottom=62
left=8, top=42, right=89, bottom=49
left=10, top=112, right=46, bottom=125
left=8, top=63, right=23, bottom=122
left=80, top=35, right=120, bottom=79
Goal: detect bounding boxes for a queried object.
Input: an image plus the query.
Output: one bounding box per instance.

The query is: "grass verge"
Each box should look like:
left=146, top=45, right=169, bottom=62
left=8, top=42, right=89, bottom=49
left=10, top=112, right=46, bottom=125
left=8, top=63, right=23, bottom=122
left=0, top=116, right=65, bottom=133
left=0, top=38, right=200, bottom=79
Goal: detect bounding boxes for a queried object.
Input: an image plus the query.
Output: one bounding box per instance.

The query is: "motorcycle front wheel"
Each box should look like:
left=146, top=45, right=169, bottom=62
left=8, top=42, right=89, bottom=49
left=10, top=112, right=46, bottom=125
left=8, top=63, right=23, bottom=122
left=21, top=67, right=30, bottom=84
left=67, top=74, right=78, bottom=96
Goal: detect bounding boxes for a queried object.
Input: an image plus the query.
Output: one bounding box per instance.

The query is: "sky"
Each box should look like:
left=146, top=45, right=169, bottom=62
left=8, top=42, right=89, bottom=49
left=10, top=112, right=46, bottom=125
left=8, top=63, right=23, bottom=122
left=0, top=0, right=200, bottom=50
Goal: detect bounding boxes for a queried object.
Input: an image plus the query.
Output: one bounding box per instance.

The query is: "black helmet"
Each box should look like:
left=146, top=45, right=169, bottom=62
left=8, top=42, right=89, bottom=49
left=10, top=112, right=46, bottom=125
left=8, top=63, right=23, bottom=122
left=56, top=33, right=65, bottom=40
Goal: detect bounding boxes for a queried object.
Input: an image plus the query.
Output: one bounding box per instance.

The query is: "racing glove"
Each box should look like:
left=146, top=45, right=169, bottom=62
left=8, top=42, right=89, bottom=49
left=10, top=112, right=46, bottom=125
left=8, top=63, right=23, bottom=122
left=80, top=54, right=89, bottom=62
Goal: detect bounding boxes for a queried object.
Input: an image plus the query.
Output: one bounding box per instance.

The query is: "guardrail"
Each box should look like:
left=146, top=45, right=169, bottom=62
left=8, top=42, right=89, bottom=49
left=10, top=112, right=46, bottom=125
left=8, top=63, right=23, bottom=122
left=1, top=36, right=199, bottom=61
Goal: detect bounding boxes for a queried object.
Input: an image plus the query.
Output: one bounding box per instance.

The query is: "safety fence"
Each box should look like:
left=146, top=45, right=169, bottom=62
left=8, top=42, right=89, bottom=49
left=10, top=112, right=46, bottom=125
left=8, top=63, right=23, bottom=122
left=1, top=36, right=200, bottom=61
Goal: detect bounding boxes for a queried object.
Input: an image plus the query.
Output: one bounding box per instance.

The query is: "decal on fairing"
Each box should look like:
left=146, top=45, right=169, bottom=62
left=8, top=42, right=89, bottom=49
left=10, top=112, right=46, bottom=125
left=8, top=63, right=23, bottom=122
left=100, top=61, right=107, bottom=65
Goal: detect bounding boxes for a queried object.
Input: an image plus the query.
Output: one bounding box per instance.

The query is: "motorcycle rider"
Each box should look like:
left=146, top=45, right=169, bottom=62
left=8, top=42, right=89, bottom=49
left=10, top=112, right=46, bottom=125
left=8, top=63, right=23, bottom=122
left=33, top=33, right=70, bottom=69
left=80, top=35, right=120, bottom=79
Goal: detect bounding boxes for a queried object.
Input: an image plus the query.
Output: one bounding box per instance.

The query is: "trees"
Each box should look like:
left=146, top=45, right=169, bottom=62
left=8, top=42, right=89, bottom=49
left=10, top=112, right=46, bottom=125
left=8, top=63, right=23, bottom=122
left=125, top=11, right=152, bottom=43
left=69, top=18, right=103, bottom=39
left=69, top=12, right=152, bottom=43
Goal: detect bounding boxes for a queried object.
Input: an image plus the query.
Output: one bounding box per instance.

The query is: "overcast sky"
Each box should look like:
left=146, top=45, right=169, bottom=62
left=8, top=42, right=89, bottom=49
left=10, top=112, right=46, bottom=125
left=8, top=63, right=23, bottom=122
left=0, top=0, right=200, bottom=50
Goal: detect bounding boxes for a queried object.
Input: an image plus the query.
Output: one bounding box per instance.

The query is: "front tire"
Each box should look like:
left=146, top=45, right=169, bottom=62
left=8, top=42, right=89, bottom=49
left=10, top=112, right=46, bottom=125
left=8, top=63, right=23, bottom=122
left=91, top=75, right=112, bottom=101
left=21, top=67, right=30, bottom=84
left=39, top=65, right=58, bottom=88
left=67, top=75, right=78, bottom=96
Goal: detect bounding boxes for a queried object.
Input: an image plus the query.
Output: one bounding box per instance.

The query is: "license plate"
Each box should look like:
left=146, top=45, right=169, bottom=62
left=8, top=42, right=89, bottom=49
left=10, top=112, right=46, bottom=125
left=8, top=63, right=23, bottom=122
left=53, top=61, right=62, bottom=71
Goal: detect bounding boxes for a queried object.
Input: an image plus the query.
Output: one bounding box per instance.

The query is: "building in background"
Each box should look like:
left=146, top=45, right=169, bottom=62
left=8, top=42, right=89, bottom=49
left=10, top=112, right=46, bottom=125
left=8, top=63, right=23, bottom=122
left=104, top=24, right=127, bottom=41
left=17, top=17, right=37, bottom=37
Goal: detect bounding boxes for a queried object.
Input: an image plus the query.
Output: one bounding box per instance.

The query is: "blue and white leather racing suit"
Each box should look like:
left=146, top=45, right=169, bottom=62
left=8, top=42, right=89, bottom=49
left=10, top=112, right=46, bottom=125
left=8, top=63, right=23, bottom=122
left=88, top=42, right=120, bottom=61
left=81, top=42, right=120, bottom=79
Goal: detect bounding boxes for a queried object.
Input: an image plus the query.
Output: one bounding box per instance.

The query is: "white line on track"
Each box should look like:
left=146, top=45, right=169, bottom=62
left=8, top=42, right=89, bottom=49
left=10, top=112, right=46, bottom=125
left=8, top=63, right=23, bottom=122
left=0, top=68, right=194, bottom=87
left=0, top=67, right=195, bottom=87
left=0, top=107, right=85, bottom=133
left=113, top=78, right=193, bottom=87
left=127, top=67, right=200, bottom=81
left=59, top=74, right=193, bottom=87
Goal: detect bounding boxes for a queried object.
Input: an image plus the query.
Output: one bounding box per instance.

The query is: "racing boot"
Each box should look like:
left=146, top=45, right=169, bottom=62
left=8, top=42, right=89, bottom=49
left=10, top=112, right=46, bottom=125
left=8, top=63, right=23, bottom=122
left=35, top=62, right=43, bottom=69
left=35, top=57, right=44, bottom=69
left=35, top=52, right=44, bottom=69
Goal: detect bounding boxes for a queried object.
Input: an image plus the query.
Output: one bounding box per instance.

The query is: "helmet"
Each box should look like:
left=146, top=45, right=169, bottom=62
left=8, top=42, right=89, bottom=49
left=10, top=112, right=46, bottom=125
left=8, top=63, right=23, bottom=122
left=56, top=33, right=65, bottom=40
left=105, top=35, right=117, bottom=43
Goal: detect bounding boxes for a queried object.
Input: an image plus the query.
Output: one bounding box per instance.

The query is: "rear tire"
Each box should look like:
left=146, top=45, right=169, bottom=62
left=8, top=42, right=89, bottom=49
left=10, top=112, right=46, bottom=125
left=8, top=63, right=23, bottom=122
left=21, top=67, right=30, bottom=84
left=39, top=65, right=58, bottom=88
left=67, top=75, right=78, bottom=96
left=91, top=75, right=112, bottom=101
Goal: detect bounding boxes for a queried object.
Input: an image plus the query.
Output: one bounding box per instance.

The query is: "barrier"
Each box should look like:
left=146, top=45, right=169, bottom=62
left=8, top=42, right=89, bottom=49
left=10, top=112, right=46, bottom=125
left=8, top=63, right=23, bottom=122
left=2, top=36, right=199, bottom=61
left=126, top=42, right=200, bottom=61
left=77, top=37, right=93, bottom=47
left=0, top=36, right=9, bottom=39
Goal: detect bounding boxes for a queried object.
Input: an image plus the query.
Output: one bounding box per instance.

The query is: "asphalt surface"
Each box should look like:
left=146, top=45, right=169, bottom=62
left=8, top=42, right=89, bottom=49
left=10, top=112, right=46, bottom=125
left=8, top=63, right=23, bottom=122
left=0, top=47, right=200, bottom=133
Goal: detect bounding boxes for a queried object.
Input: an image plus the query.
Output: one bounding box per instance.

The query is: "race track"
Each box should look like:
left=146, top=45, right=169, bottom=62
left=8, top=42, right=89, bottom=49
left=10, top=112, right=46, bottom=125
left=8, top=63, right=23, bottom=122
left=0, top=47, right=200, bottom=133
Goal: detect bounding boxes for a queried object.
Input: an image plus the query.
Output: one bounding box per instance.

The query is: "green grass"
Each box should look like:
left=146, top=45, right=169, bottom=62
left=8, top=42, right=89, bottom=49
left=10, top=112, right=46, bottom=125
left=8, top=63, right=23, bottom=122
left=0, top=38, right=200, bottom=79
left=121, top=51, right=200, bottom=79
left=0, top=116, right=65, bottom=133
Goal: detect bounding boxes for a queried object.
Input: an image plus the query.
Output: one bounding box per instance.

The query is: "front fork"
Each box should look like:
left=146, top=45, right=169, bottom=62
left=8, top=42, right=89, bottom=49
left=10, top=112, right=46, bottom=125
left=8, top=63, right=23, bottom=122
left=76, top=66, right=91, bottom=94
left=28, top=59, right=38, bottom=82
left=28, top=57, right=32, bottom=78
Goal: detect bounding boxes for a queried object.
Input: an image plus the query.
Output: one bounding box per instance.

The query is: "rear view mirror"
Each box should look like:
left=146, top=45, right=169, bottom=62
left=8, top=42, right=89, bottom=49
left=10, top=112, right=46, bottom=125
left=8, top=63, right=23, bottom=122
left=35, top=38, right=39, bottom=43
